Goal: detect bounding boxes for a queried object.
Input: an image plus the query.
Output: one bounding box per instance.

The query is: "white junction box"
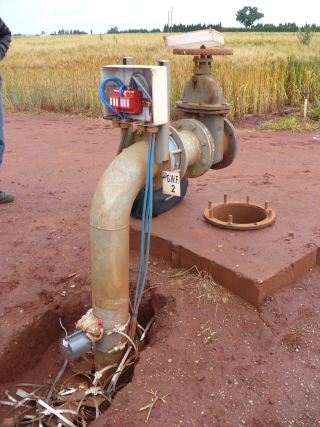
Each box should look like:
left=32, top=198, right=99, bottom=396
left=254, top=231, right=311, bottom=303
left=164, top=29, right=224, bottom=50
left=100, top=65, right=169, bottom=126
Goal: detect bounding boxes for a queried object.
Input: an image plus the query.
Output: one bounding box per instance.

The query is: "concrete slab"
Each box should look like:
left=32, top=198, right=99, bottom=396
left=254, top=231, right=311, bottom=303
left=2, top=114, right=319, bottom=306
left=130, top=128, right=320, bottom=305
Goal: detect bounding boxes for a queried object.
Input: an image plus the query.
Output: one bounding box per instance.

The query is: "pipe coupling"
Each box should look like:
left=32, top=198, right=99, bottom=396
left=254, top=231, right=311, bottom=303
left=170, top=118, right=215, bottom=178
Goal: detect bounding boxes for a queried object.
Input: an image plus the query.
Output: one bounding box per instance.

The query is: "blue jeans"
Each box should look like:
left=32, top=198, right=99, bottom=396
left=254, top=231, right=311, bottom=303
left=0, top=76, right=4, bottom=167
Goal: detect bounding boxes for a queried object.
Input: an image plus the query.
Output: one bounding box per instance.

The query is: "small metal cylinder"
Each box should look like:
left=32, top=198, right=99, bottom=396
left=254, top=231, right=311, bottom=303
left=60, top=330, right=92, bottom=359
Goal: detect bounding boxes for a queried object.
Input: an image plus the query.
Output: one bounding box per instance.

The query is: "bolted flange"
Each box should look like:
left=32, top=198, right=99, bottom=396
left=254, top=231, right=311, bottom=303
left=211, top=118, right=237, bottom=170
left=170, top=118, right=215, bottom=178
left=204, top=196, right=276, bottom=230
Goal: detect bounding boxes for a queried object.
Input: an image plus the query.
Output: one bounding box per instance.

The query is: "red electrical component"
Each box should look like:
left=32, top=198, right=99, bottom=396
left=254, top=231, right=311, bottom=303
left=109, top=89, right=143, bottom=114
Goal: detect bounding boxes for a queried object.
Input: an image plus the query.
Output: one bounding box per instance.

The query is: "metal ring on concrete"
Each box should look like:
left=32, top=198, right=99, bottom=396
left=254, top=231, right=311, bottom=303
left=204, top=196, right=276, bottom=230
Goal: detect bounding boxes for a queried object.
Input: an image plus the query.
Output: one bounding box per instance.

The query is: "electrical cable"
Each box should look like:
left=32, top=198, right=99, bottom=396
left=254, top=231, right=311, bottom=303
left=131, top=135, right=155, bottom=333
left=99, top=77, right=127, bottom=119
left=130, top=72, right=153, bottom=123
left=131, top=76, right=152, bottom=102
left=99, top=74, right=155, bottom=337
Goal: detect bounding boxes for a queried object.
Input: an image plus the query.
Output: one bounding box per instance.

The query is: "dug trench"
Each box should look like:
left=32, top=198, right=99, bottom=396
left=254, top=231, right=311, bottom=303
left=0, top=260, right=161, bottom=426
left=1, top=113, right=320, bottom=425
left=2, top=260, right=320, bottom=425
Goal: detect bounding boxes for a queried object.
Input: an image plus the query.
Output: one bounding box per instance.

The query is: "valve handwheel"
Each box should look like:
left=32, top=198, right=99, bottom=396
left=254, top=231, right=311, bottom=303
left=173, top=48, right=233, bottom=56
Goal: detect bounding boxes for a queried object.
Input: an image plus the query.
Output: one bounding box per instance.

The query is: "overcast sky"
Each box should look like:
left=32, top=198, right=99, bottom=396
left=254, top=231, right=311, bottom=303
left=1, top=0, right=319, bottom=34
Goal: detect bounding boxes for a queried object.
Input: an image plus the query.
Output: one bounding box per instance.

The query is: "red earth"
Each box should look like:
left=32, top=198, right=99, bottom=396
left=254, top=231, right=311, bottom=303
left=1, top=113, right=320, bottom=426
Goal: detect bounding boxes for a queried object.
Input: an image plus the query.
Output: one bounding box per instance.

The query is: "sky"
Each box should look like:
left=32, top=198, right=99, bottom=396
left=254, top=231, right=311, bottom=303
left=1, top=0, right=319, bottom=34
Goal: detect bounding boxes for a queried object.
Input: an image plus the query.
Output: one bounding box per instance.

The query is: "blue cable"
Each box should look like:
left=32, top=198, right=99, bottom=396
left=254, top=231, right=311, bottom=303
left=134, top=142, right=151, bottom=311
left=138, top=137, right=154, bottom=307
left=133, top=135, right=155, bottom=319
left=133, top=138, right=152, bottom=311
left=99, top=78, right=154, bottom=326
left=99, top=77, right=127, bottom=119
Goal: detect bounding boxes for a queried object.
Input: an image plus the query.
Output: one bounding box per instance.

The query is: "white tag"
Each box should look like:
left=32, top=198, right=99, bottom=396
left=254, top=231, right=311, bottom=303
left=162, top=171, right=181, bottom=197
left=62, top=339, right=69, bottom=348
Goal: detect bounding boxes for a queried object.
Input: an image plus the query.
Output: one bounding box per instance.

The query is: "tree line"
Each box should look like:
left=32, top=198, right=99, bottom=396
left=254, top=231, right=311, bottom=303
left=162, top=22, right=320, bottom=33
left=107, top=27, right=160, bottom=34
left=51, top=29, right=88, bottom=35
left=49, top=23, right=320, bottom=35
left=24, top=23, right=319, bottom=37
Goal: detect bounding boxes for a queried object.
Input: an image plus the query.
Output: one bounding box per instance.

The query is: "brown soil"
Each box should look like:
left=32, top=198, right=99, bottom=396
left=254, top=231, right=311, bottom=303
left=1, top=113, right=320, bottom=426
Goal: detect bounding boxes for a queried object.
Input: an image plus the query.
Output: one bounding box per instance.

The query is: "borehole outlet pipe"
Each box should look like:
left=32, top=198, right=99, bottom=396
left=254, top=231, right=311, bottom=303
left=90, top=139, right=159, bottom=371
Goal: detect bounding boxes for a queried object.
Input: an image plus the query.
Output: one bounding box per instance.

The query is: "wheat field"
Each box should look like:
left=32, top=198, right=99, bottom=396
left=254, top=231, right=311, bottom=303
left=1, top=32, right=320, bottom=119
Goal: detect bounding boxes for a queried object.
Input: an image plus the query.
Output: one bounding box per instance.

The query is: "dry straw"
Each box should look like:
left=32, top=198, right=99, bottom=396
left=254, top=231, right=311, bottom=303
left=2, top=32, right=320, bottom=119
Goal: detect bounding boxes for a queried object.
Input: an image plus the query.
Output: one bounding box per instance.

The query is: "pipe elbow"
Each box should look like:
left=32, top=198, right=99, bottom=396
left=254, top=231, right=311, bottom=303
left=90, top=139, right=155, bottom=231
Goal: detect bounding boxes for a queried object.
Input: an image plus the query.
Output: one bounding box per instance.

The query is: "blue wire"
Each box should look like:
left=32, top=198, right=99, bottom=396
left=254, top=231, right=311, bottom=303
left=133, top=140, right=150, bottom=310
left=137, top=136, right=154, bottom=309
left=99, top=79, right=154, bottom=323
left=135, top=139, right=153, bottom=308
left=133, top=141, right=151, bottom=312
left=133, top=135, right=155, bottom=318
left=99, top=77, right=127, bottom=119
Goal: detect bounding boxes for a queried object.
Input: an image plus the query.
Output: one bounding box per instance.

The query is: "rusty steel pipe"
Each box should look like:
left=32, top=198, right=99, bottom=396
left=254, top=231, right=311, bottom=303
left=90, top=139, right=159, bottom=371
left=175, top=50, right=237, bottom=169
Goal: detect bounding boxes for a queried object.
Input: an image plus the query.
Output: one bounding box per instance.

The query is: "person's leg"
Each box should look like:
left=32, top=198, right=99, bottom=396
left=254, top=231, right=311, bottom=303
left=0, top=76, right=4, bottom=167
left=0, top=76, right=14, bottom=204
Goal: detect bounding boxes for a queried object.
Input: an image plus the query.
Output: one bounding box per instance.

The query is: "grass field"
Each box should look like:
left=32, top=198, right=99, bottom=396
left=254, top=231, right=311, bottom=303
left=1, top=32, right=320, bottom=119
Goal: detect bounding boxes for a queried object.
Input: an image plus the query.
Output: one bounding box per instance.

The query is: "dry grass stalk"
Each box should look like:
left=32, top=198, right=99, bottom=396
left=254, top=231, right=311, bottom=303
left=2, top=32, right=320, bottom=119
left=139, top=389, right=170, bottom=422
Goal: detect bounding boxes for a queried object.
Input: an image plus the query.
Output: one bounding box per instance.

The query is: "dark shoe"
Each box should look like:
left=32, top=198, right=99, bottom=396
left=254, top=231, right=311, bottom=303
left=0, top=191, right=14, bottom=204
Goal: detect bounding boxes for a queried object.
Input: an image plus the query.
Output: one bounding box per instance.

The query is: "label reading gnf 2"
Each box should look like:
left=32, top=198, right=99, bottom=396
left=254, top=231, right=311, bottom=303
left=162, top=171, right=181, bottom=197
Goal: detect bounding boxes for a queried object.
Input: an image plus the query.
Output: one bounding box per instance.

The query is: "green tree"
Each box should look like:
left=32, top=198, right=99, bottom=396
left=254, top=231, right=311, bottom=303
left=298, top=24, right=313, bottom=45
left=107, top=27, right=119, bottom=34
left=236, top=6, right=264, bottom=28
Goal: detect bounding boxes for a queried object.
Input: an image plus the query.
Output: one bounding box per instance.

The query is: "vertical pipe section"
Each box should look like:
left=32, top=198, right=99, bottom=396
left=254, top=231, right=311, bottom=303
left=200, top=115, right=224, bottom=164
left=155, top=60, right=171, bottom=164
left=90, top=139, right=158, bottom=370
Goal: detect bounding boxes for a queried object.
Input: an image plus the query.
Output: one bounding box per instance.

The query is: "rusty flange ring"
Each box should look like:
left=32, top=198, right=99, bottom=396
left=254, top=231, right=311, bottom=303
left=211, top=118, right=237, bottom=169
left=176, top=101, right=231, bottom=115
left=173, top=48, right=233, bottom=56
left=204, top=196, right=276, bottom=230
